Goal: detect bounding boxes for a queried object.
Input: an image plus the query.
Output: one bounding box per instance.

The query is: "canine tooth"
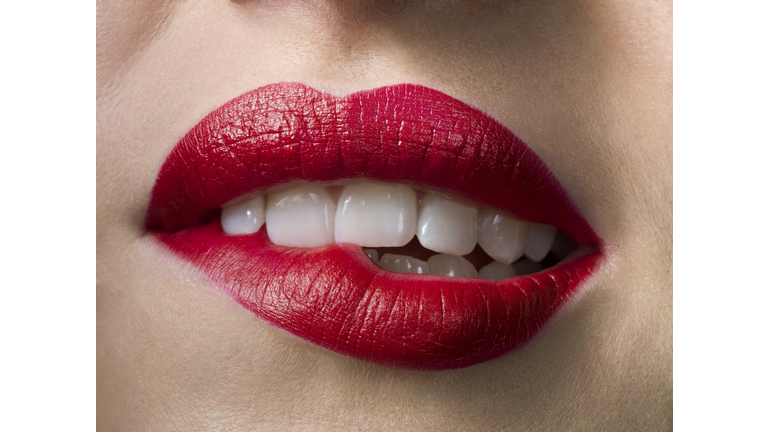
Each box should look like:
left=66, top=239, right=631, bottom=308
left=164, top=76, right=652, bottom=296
left=364, top=248, right=379, bottom=263
left=511, top=259, right=545, bottom=276
left=221, top=195, right=266, bottom=235
left=478, top=261, right=518, bottom=281
left=524, top=223, right=558, bottom=262
left=379, top=253, right=429, bottom=274
left=416, top=193, right=478, bottom=256
left=426, top=254, right=478, bottom=278
left=266, top=184, right=335, bottom=247
left=477, top=209, right=529, bottom=264
left=334, top=182, right=417, bottom=247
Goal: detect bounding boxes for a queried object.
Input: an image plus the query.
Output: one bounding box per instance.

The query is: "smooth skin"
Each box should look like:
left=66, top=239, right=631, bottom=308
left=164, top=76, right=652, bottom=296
left=97, top=0, right=672, bottom=430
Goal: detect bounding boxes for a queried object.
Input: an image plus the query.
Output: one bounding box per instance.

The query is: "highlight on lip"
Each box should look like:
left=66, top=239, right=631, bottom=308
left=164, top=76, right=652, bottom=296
left=147, top=82, right=603, bottom=369
left=220, top=180, right=579, bottom=280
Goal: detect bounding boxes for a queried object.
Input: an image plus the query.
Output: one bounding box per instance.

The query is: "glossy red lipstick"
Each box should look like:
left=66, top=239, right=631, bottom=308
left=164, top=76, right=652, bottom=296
left=147, top=83, right=602, bottom=369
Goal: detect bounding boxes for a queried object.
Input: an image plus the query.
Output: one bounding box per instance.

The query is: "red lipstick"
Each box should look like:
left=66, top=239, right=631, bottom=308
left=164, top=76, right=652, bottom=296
left=147, top=83, right=602, bottom=369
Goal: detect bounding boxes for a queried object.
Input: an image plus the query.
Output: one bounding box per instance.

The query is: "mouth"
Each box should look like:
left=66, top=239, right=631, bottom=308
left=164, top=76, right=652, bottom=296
left=146, top=82, right=603, bottom=370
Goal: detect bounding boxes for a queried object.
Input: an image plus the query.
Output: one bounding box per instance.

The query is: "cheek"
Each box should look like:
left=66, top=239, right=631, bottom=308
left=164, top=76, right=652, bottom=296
left=97, top=0, right=178, bottom=87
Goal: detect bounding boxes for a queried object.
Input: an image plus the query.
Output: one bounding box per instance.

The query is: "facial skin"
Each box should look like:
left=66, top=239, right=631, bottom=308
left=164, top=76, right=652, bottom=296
left=97, top=0, right=672, bottom=430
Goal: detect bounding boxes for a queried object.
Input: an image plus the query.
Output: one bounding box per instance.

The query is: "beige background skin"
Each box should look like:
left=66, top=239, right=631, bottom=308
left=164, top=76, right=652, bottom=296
left=97, top=0, right=672, bottom=430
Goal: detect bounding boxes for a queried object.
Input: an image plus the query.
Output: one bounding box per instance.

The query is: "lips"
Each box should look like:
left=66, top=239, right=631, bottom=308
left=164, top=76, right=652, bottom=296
left=146, top=82, right=603, bottom=369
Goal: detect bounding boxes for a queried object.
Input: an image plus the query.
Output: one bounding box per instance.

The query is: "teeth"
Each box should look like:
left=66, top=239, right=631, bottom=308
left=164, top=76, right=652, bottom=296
left=426, top=254, right=478, bottom=278
left=334, top=182, right=417, bottom=247
left=364, top=248, right=379, bottom=264
left=477, top=209, right=530, bottom=264
left=223, top=181, right=577, bottom=278
left=416, top=193, right=478, bottom=256
left=478, top=261, right=518, bottom=281
left=379, top=253, right=429, bottom=274
left=221, top=195, right=266, bottom=235
left=265, top=184, right=335, bottom=247
left=524, top=223, right=558, bottom=262
left=511, top=259, right=545, bottom=276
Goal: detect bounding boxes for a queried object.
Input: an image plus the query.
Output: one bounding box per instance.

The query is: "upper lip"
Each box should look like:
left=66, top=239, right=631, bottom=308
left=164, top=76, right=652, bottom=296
left=147, top=82, right=603, bottom=369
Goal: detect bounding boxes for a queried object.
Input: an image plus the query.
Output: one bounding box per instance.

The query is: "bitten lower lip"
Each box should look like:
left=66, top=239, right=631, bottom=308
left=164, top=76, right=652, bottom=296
left=146, top=82, right=603, bottom=369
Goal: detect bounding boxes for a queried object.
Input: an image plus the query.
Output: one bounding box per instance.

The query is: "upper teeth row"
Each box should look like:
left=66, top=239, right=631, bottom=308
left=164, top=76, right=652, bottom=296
left=221, top=182, right=559, bottom=264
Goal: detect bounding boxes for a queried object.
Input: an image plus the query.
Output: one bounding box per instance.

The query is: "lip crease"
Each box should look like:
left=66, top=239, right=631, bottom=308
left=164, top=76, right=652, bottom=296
left=146, top=82, right=603, bottom=369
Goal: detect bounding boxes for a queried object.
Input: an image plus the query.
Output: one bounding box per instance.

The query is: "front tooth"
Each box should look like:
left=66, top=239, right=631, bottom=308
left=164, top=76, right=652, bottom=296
left=379, top=253, right=429, bottom=274
left=221, top=195, right=266, bottom=235
left=416, top=193, right=478, bottom=256
left=426, top=254, right=478, bottom=278
left=477, top=209, right=529, bottom=264
left=524, top=223, right=558, bottom=262
left=265, top=184, right=335, bottom=247
left=478, top=261, right=518, bottom=281
left=334, top=182, right=417, bottom=247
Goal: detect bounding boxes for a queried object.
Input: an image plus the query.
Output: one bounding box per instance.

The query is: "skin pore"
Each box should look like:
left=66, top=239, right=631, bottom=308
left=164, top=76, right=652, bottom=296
left=97, top=0, right=672, bottom=430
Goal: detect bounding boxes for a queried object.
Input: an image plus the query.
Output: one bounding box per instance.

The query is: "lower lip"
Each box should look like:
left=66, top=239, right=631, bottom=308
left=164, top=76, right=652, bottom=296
left=155, top=223, right=601, bottom=369
left=147, top=83, right=602, bottom=369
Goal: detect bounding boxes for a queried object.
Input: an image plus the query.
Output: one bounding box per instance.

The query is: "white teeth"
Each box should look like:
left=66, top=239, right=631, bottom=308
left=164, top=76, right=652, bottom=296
left=221, top=195, right=266, bottom=235
left=334, top=182, right=417, bottom=247
left=379, top=253, right=429, bottom=274
left=416, top=193, right=478, bottom=256
left=524, top=223, right=557, bottom=262
left=265, top=184, right=335, bottom=247
left=512, top=259, right=545, bottom=276
left=426, top=254, right=478, bottom=278
left=478, top=261, right=518, bottom=281
left=364, top=248, right=379, bottom=264
left=477, top=209, right=530, bottom=264
left=223, top=181, right=576, bottom=277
